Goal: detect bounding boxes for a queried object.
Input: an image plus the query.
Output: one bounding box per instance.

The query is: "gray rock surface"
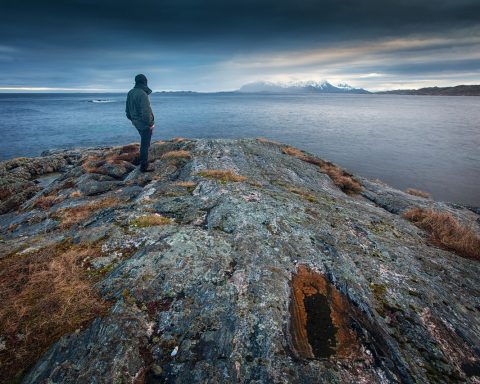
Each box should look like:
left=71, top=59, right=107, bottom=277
left=0, top=138, right=479, bottom=383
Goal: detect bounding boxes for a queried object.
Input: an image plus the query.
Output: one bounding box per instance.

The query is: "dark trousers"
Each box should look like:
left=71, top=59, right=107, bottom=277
left=136, top=127, right=152, bottom=170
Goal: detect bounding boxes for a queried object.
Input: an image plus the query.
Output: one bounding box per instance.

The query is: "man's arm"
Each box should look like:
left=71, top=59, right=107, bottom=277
left=139, top=92, right=154, bottom=127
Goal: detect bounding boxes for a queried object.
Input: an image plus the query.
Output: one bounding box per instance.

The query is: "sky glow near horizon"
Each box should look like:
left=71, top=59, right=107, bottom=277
left=0, top=0, right=479, bottom=92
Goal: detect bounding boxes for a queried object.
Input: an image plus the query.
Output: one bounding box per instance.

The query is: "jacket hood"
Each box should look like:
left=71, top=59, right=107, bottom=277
left=134, top=83, right=152, bottom=95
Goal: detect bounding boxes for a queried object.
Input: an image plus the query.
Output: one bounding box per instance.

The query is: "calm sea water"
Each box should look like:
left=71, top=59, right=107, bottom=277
left=0, top=93, right=479, bottom=206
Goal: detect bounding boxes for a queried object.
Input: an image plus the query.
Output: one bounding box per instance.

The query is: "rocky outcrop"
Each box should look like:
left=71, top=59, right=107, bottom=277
left=0, top=138, right=479, bottom=383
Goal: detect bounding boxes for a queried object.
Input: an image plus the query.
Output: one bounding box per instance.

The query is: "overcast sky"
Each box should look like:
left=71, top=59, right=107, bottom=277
left=1, top=0, right=479, bottom=92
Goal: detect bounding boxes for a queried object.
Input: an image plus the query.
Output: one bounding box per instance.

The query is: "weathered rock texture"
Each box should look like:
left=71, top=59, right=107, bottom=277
left=0, top=138, right=479, bottom=383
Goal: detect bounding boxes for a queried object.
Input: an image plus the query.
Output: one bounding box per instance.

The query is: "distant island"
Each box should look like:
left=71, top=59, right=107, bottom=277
left=154, top=82, right=480, bottom=96
left=377, top=84, right=480, bottom=96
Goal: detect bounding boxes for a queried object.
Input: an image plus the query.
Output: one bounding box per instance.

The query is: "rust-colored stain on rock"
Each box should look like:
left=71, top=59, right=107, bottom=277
left=289, top=265, right=360, bottom=359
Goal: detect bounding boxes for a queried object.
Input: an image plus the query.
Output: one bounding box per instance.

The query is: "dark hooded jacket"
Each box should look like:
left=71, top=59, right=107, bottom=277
left=126, top=78, right=154, bottom=129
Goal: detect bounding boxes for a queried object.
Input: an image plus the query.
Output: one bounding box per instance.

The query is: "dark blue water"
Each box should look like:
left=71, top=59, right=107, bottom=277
left=0, top=93, right=479, bottom=205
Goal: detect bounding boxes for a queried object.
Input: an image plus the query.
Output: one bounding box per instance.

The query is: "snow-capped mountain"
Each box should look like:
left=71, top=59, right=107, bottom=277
left=238, top=80, right=369, bottom=94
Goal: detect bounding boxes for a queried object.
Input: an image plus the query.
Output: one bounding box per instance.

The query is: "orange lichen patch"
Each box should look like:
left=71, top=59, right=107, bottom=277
left=197, top=169, right=246, bottom=183
left=405, top=188, right=431, bottom=198
left=256, top=137, right=282, bottom=145
left=0, top=241, right=111, bottom=383
left=289, top=265, right=360, bottom=359
left=32, top=194, right=63, bottom=210
left=161, top=150, right=191, bottom=159
left=174, top=181, right=197, bottom=188
left=403, top=208, right=480, bottom=260
left=56, top=197, right=120, bottom=229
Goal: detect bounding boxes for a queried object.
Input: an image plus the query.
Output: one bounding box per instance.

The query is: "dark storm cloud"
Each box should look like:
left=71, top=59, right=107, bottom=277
left=0, top=0, right=479, bottom=90
left=2, top=0, right=480, bottom=49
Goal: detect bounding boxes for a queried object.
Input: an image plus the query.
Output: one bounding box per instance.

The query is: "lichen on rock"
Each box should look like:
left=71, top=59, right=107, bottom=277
left=0, top=138, right=479, bottom=383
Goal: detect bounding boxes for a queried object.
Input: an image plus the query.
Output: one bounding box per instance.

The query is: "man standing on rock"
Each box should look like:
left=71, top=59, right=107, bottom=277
left=126, top=74, right=155, bottom=172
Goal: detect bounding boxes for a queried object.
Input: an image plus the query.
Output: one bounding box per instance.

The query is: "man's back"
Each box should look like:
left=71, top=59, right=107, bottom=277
left=126, top=84, right=154, bottom=129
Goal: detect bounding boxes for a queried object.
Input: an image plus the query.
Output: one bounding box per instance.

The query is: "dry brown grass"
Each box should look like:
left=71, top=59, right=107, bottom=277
left=81, top=155, right=106, bottom=174
left=70, top=190, right=83, bottom=198
left=132, top=214, right=173, bottom=227
left=175, top=181, right=197, bottom=188
left=403, top=207, right=480, bottom=260
left=56, top=197, right=120, bottom=229
left=197, top=169, right=247, bottom=183
left=0, top=242, right=111, bottom=383
left=161, top=150, right=191, bottom=159
left=281, top=146, right=305, bottom=157
left=405, top=188, right=431, bottom=198
left=280, top=145, right=362, bottom=194
left=256, top=137, right=282, bottom=145
left=319, top=163, right=363, bottom=195
left=107, top=143, right=140, bottom=164
left=32, top=195, right=63, bottom=210
left=172, top=137, right=188, bottom=143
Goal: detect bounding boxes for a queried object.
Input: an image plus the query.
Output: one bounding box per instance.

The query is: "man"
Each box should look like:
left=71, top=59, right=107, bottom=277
left=126, top=74, right=155, bottom=172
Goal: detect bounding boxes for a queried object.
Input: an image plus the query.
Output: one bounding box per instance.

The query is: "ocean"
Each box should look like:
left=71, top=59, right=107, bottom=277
left=0, top=92, right=479, bottom=206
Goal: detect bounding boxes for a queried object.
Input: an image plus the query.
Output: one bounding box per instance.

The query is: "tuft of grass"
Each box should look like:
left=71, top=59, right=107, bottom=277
left=0, top=241, right=111, bottom=383
left=56, top=197, right=120, bottom=229
left=405, top=188, right=431, bottom=198
left=281, top=145, right=362, bottom=194
left=107, top=143, right=140, bottom=164
left=256, top=137, right=281, bottom=145
left=288, top=187, right=318, bottom=203
left=81, top=155, right=106, bottom=174
left=132, top=214, right=173, bottom=227
left=281, top=146, right=305, bottom=157
left=174, top=181, right=196, bottom=188
left=403, top=207, right=480, bottom=260
left=319, top=163, right=363, bottom=195
left=161, top=150, right=191, bottom=159
left=197, top=169, right=246, bottom=183
left=172, top=137, right=188, bottom=143
left=70, top=190, right=83, bottom=198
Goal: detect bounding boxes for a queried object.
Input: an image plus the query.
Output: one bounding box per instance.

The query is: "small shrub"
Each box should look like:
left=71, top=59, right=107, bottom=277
left=132, top=214, right=173, bottom=227
left=405, top=188, right=431, bottom=198
left=197, top=169, right=246, bottom=183
left=0, top=241, right=111, bottom=383
left=56, top=197, right=120, bottom=229
left=161, top=150, right=191, bottom=159
left=403, top=207, right=480, bottom=260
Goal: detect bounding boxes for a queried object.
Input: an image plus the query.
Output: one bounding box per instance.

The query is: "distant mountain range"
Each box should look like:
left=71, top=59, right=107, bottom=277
left=153, top=83, right=480, bottom=96
left=377, top=85, right=480, bottom=96
left=237, top=80, right=370, bottom=94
